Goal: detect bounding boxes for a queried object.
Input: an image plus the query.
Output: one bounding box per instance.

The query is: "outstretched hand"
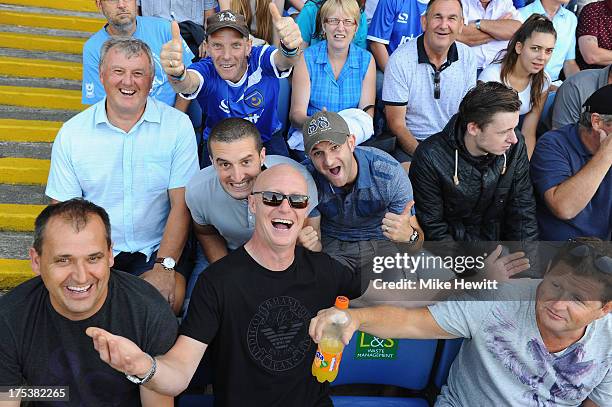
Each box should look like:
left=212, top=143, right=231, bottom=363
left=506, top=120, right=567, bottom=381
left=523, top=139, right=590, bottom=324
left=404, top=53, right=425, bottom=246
left=269, top=3, right=302, bottom=51
left=86, top=327, right=153, bottom=378
left=309, top=307, right=357, bottom=346
left=483, top=245, right=530, bottom=281
left=161, top=20, right=185, bottom=78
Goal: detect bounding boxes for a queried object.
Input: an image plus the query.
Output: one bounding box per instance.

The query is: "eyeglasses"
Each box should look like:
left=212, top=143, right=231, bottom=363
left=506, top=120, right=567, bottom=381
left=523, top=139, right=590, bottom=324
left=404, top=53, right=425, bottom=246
left=432, top=70, right=441, bottom=99
left=251, top=191, right=309, bottom=209
left=568, top=243, right=612, bottom=275
left=324, top=18, right=356, bottom=27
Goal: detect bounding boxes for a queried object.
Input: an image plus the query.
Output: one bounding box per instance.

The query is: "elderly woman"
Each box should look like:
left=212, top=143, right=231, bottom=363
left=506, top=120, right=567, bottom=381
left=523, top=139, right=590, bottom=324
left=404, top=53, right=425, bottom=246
left=288, top=0, right=375, bottom=158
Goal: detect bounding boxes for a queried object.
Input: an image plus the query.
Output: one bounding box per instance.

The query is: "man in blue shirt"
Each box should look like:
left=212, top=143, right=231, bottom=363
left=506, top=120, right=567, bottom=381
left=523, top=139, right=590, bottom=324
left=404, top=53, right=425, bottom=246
left=160, top=8, right=304, bottom=166
left=531, top=85, right=612, bottom=240
left=82, top=0, right=194, bottom=110
left=47, top=38, right=199, bottom=314
left=301, top=111, right=421, bottom=271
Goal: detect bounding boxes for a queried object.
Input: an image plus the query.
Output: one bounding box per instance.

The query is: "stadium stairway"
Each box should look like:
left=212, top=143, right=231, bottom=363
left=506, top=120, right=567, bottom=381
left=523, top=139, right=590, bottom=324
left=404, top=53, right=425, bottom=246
left=0, top=0, right=104, bottom=290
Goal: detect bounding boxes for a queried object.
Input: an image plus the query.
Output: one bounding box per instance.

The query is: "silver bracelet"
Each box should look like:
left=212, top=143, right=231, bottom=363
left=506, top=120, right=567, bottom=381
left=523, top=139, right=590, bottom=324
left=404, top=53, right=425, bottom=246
left=126, top=353, right=157, bottom=385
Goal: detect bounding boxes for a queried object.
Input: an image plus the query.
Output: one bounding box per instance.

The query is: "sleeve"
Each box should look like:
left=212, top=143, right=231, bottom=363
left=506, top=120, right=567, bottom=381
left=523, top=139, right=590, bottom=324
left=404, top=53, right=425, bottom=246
left=143, top=300, right=179, bottom=356
left=82, top=40, right=105, bottom=105
left=169, top=115, right=199, bottom=189
left=0, top=315, right=22, bottom=386
left=503, top=0, right=523, bottom=22
left=588, top=367, right=612, bottom=407
left=354, top=11, right=368, bottom=49
left=427, top=300, right=495, bottom=339
left=465, top=48, right=478, bottom=90
left=576, top=4, right=598, bottom=38
left=504, top=137, right=539, bottom=241
left=330, top=256, right=363, bottom=299
left=179, top=273, right=221, bottom=344
left=296, top=2, right=318, bottom=45
left=387, top=162, right=413, bottom=214
left=408, top=147, right=454, bottom=241
left=45, top=128, right=83, bottom=201
left=477, top=64, right=500, bottom=84
left=185, top=176, right=208, bottom=226
left=367, top=0, right=396, bottom=44
left=551, top=82, right=581, bottom=129
left=304, top=168, right=321, bottom=218
left=203, top=0, right=217, bottom=9
left=381, top=47, right=410, bottom=104
left=181, top=60, right=213, bottom=100
left=530, top=133, right=572, bottom=200
left=565, top=18, right=577, bottom=61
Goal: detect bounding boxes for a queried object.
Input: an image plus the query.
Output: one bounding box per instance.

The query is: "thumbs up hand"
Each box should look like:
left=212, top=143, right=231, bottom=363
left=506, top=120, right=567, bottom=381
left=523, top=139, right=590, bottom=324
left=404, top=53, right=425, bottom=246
left=161, top=20, right=185, bottom=78
left=382, top=200, right=417, bottom=243
left=269, top=2, right=302, bottom=52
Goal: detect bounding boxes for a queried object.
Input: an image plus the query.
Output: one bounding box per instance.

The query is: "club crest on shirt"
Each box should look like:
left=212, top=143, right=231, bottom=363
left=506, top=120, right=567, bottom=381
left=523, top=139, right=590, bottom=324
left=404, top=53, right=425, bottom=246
left=245, top=90, right=264, bottom=108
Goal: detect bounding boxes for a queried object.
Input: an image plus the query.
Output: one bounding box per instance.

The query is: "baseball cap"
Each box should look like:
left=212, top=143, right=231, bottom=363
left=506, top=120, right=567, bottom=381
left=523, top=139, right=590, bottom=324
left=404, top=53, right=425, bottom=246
left=583, top=84, right=612, bottom=115
left=206, top=10, right=249, bottom=38
left=303, top=111, right=351, bottom=154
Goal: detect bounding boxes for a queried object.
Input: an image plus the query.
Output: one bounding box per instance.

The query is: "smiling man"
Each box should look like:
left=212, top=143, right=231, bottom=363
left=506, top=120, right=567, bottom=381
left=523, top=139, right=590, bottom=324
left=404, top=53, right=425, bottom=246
left=159, top=8, right=303, bottom=166
left=383, top=0, right=477, bottom=164
left=46, top=38, right=199, bottom=314
left=310, top=237, right=612, bottom=406
left=86, top=165, right=362, bottom=406
left=0, top=199, right=177, bottom=406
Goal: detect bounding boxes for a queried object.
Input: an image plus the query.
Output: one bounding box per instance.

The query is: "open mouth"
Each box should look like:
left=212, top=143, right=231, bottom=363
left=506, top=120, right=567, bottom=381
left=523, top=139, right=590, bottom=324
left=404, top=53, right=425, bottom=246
left=120, top=89, right=136, bottom=96
left=65, top=284, right=93, bottom=296
left=220, top=64, right=234, bottom=69
left=272, top=218, right=294, bottom=230
left=329, top=166, right=341, bottom=176
left=229, top=180, right=250, bottom=190
left=333, top=34, right=346, bottom=39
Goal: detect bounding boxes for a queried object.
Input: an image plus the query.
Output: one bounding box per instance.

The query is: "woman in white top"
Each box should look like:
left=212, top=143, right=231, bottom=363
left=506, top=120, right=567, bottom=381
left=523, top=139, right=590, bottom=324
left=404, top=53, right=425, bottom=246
left=478, top=14, right=556, bottom=159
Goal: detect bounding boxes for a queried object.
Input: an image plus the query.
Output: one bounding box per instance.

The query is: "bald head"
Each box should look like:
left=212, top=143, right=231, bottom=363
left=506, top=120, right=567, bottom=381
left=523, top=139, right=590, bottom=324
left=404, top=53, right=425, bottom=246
left=254, top=164, right=308, bottom=196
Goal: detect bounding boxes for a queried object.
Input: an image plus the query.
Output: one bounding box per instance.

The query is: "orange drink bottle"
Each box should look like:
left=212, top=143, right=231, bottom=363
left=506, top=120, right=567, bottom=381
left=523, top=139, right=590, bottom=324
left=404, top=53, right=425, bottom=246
left=312, top=296, right=350, bottom=383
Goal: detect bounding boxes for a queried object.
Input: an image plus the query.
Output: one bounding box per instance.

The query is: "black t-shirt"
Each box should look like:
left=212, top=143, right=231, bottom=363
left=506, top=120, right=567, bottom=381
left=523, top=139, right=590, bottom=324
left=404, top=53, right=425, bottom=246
left=0, top=270, right=178, bottom=406
left=180, top=246, right=361, bottom=407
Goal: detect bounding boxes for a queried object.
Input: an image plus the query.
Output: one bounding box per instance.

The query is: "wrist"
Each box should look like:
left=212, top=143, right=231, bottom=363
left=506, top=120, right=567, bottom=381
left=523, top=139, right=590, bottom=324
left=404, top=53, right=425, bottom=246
left=169, top=65, right=186, bottom=82
left=279, top=41, right=302, bottom=58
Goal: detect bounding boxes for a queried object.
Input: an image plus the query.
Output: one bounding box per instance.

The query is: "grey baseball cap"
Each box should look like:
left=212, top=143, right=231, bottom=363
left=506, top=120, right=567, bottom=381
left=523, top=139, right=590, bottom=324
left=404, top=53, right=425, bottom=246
left=303, top=111, right=350, bottom=154
left=206, top=10, right=249, bottom=38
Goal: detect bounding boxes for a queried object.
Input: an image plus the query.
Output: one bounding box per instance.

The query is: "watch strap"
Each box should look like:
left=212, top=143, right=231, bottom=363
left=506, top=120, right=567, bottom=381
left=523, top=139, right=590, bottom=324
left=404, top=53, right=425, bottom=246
left=126, top=353, right=157, bottom=385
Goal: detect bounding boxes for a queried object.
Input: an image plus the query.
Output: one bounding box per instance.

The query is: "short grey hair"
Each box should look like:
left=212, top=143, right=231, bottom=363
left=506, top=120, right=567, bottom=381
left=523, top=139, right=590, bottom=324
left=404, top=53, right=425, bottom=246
left=99, top=37, right=155, bottom=76
left=579, top=111, right=612, bottom=130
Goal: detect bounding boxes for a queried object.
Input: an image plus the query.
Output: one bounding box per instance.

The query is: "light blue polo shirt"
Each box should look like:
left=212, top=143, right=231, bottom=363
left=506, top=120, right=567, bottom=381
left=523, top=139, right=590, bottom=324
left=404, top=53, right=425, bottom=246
left=519, top=1, right=577, bottom=81
left=81, top=16, right=195, bottom=106
left=46, top=97, right=199, bottom=259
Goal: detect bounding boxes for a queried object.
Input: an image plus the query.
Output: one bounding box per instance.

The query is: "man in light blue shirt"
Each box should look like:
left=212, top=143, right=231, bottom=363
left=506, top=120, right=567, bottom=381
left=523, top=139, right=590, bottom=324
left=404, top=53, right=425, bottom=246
left=519, top=0, right=580, bottom=81
left=48, top=38, right=199, bottom=315
left=83, top=0, right=194, bottom=109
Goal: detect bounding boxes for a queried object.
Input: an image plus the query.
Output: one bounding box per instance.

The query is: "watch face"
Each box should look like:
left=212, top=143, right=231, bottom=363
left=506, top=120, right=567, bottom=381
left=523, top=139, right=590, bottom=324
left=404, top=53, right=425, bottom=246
left=162, top=257, right=176, bottom=269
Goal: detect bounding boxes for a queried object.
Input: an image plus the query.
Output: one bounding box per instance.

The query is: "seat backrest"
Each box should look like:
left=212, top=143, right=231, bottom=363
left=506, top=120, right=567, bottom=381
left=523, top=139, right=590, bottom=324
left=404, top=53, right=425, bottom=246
left=276, top=77, right=291, bottom=137
left=433, top=338, right=463, bottom=389
left=332, top=331, right=438, bottom=390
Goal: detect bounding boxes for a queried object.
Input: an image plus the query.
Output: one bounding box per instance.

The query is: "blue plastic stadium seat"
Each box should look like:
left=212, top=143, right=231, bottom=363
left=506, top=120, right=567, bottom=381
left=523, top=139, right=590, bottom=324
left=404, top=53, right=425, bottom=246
left=433, top=338, right=463, bottom=389
left=330, top=332, right=438, bottom=406
left=276, top=77, right=291, bottom=137
left=177, top=394, right=214, bottom=407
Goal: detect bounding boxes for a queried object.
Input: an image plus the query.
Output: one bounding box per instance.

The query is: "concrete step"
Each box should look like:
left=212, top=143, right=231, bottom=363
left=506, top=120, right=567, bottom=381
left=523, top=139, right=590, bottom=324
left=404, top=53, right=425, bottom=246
left=0, top=46, right=81, bottom=63
left=0, top=141, right=51, bottom=159
left=0, top=105, right=78, bottom=122
left=0, top=230, right=33, bottom=258
left=0, top=8, right=104, bottom=32
left=0, top=3, right=101, bottom=18
left=0, top=75, right=81, bottom=90
left=0, top=258, right=34, bottom=290
left=0, top=157, right=49, bottom=185
left=0, top=22, right=92, bottom=38
left=0, top=184, right=47, bottom=204
left=0, top=56, right=82, bottom=81
left=1, top=0, right=98, bottom=13
left=0, top=203, right=44, bottom=231
left=0, top=85, right=82, bottom=110
left=0, top=118, right=61, bottom=143
left=0, top=31, right=86, bottom=54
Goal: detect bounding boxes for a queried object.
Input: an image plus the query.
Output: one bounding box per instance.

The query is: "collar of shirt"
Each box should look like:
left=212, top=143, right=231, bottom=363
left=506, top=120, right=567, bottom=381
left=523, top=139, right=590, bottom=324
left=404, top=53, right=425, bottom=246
left=416, top=35, right=459, bottom=71
left=314, top=41, right=360, bottom=69
left=94, top=96, right=162, bottom=131
left=528, top=0, right=572, bottom=21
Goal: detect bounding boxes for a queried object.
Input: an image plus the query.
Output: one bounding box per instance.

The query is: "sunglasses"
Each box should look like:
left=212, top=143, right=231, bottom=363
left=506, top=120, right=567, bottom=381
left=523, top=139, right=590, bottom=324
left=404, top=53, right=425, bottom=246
left=433, top=70, right=441, bottom=99
left=251, top=191, right=309, bottom=209
left=568, top=243, right=612, bottom=275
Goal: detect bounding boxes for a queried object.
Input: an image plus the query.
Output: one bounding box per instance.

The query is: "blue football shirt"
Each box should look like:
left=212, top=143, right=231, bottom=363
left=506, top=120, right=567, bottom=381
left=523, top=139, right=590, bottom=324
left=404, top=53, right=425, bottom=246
left=185, top=45, right=289, bottom=142
left=367, top=0, right=428, bottom=54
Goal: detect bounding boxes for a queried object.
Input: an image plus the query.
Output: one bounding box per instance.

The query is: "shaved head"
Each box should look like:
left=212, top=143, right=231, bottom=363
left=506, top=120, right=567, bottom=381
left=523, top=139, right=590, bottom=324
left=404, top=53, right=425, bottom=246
left=253, top=164, right=308, bottom=196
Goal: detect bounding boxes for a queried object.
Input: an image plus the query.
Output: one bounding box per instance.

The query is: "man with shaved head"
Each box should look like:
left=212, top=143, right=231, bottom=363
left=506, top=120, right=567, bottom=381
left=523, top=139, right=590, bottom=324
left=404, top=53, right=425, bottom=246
left=86, top=165, right=361, bottom=405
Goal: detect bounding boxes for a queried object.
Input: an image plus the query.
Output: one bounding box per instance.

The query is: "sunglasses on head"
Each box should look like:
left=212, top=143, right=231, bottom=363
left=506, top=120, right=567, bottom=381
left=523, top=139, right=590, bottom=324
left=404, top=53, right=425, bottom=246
left=568, top=243, right=612, bottom=275
left=251, top=191, right=309, bottom=209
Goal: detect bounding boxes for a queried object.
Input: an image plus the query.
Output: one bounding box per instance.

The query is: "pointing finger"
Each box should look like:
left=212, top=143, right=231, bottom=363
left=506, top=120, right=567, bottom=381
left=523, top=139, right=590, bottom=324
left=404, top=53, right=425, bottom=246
left=269, top=2, right=283, bottom=23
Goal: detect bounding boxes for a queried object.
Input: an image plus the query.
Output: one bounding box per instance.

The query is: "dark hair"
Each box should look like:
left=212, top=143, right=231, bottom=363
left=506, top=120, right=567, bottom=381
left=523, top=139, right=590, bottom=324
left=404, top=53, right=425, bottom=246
left=425, top=0, right=463, bottom=16
left=459, top=81, right=522, bottom=129
left=548, top=237, right=612, bottom=303
left=207, top=118, right=263, bottom=158
left=33, top=198, right=112, bottom=255
left=496, top=14, right=556, bottom=111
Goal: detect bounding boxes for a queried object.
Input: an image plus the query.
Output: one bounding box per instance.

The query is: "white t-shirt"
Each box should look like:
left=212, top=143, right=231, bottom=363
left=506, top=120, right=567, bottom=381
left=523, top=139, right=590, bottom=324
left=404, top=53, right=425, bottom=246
left=478, top=62, right=551, bottom=116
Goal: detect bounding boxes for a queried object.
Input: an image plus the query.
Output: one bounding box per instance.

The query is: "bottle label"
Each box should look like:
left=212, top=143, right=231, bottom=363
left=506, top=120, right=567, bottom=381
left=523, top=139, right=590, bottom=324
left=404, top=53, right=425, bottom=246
left=314, top=349, right=342, bottom=372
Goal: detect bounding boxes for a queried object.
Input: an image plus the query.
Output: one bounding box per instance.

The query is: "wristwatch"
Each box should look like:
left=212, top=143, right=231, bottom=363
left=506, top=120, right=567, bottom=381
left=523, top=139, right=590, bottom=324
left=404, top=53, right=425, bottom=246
left=407, top=229, right=419, bottom=244
left=155, top=256, right=176, bottom=270
left=126, top=353, right=157, bottom=385
left=475, top=19, right=482, bottom=30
